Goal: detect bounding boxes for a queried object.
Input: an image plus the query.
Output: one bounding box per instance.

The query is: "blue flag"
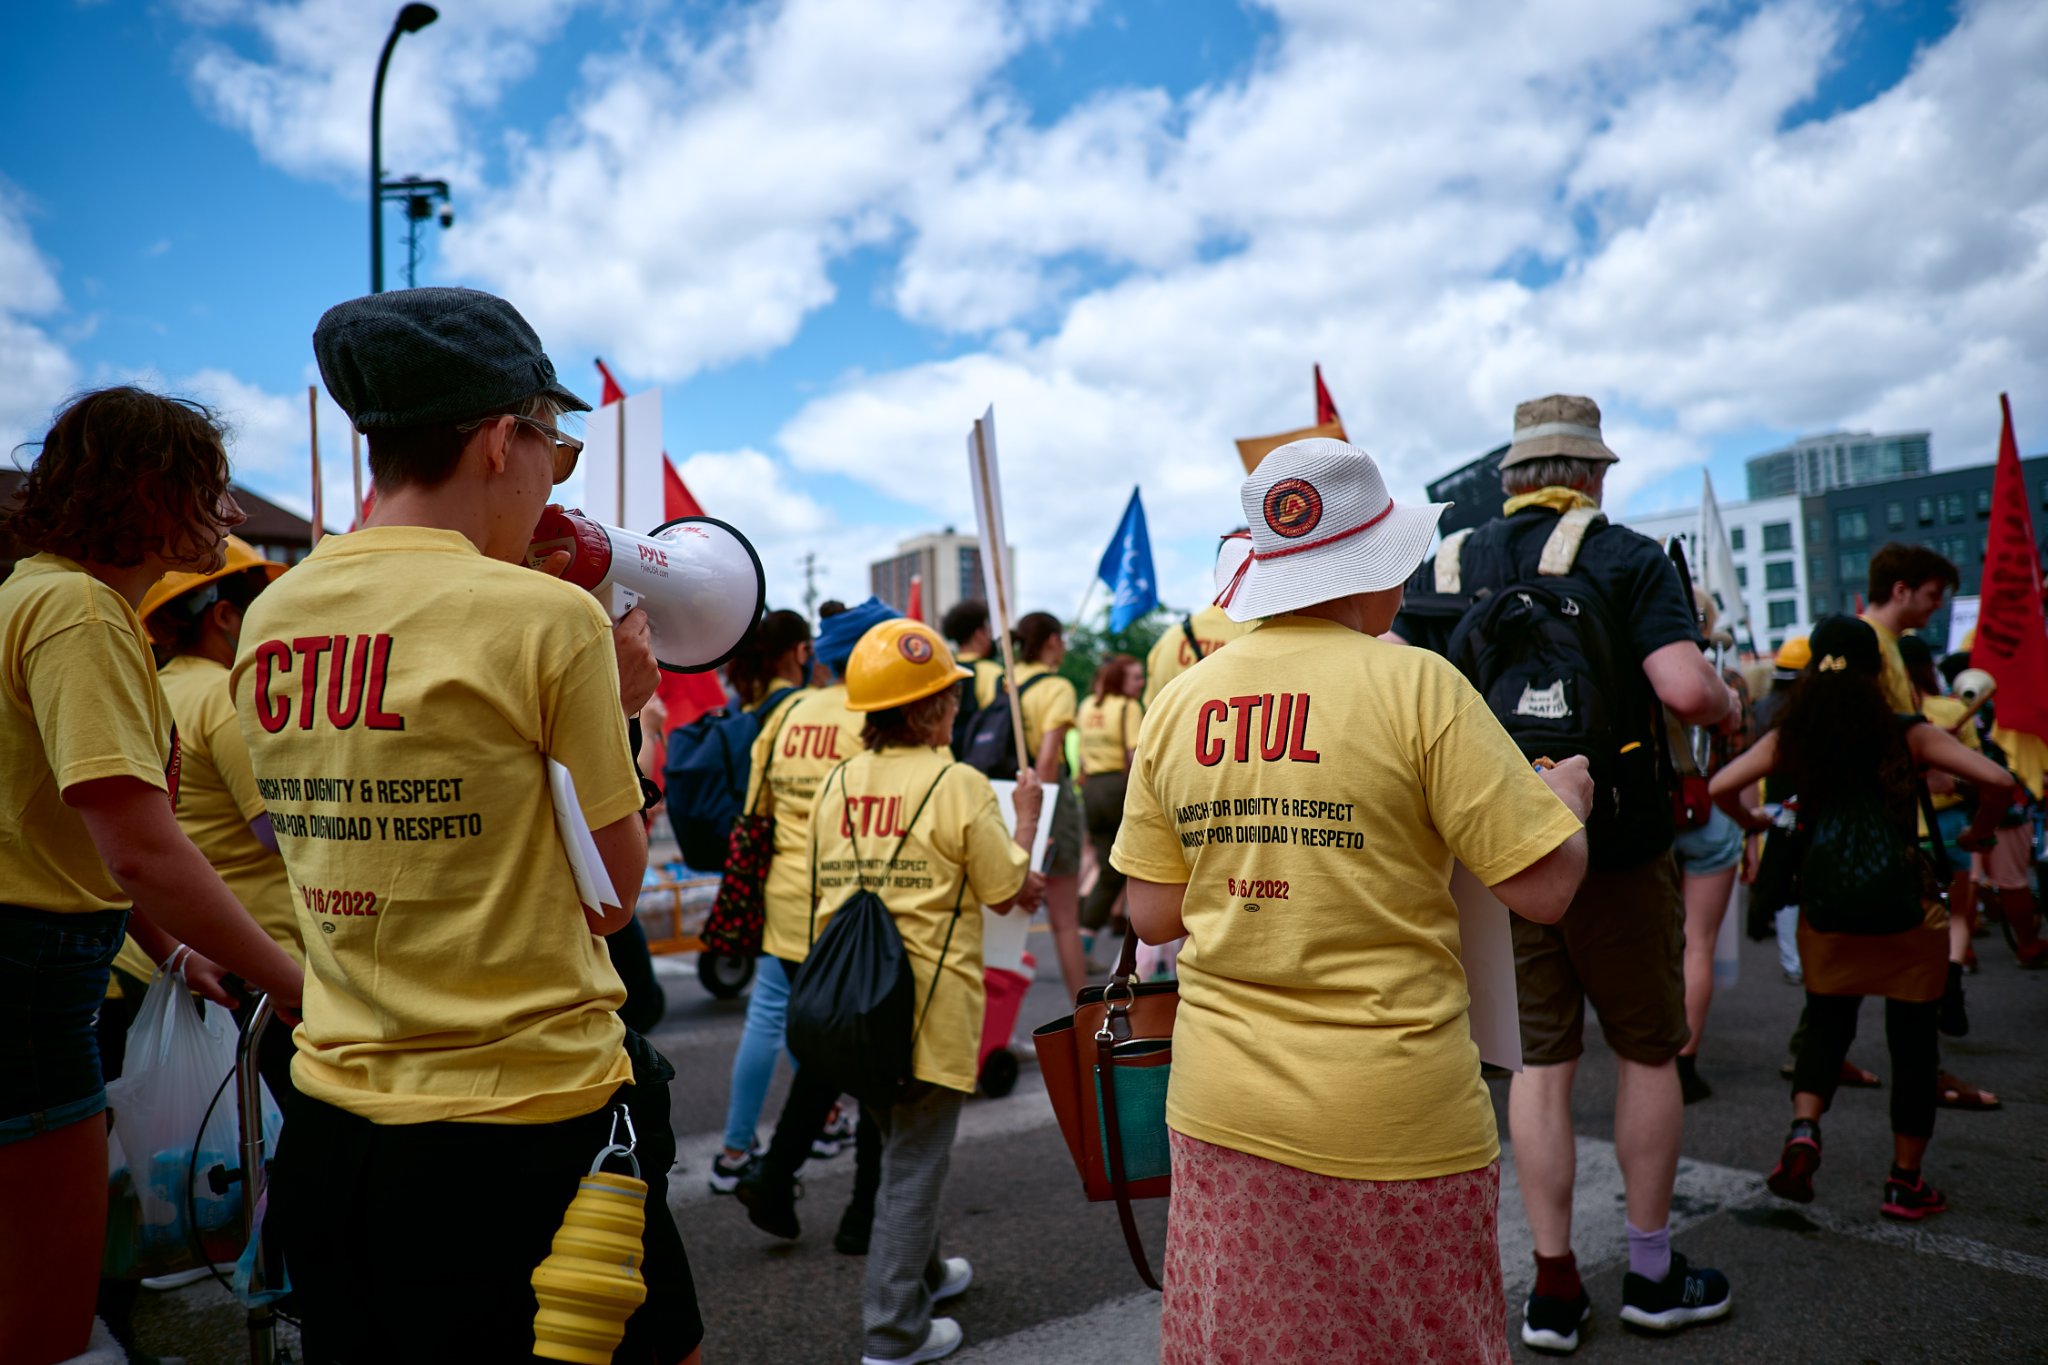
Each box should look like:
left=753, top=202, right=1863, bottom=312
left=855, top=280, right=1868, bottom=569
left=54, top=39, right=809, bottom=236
left=1096, top=488, right=1159, bottom=633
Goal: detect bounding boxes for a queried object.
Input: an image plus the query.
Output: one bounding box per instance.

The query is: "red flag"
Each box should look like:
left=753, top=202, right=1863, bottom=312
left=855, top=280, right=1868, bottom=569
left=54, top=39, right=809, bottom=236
left=907, top=574, right=923, bottom=623
left=1313, top=364, right=1348, bottom=441
left=595, top=359, right=726, bottom=732
left=1974, top=394, right=2048, bottom=738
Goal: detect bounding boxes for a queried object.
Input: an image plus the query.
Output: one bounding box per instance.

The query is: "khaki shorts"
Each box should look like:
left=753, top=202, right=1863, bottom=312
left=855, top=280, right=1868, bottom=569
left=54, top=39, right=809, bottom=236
left=1512, top=851, right=1690, bottom=1067
left=1046, top=778, right=1083, bottom=877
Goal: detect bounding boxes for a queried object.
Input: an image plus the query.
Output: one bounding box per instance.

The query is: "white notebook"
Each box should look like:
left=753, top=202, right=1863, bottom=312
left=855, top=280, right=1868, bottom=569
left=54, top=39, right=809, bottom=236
left=548, top=759, right=620, bottom=915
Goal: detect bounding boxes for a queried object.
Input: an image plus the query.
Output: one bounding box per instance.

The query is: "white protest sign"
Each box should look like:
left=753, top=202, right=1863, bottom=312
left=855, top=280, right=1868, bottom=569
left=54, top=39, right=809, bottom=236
left=980, top=778, right=1057, bottom=974
left=580, top=386, right=664, bottom=531
left=1449, top=863, right=1523, bottom=1072
left=967, top=407, right=1032, bottom=775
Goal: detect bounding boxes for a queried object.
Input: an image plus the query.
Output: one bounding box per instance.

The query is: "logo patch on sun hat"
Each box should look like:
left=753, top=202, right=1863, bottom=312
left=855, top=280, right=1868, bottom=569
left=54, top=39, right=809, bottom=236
left=1262, top=478, right=1324, bottom=540
left=898, top=633, right=934, bottom=665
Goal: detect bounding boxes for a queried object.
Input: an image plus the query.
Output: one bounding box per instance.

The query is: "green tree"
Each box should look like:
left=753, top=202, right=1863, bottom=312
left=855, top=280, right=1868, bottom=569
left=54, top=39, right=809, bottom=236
left=1059, top=606, right=1174, bottom=695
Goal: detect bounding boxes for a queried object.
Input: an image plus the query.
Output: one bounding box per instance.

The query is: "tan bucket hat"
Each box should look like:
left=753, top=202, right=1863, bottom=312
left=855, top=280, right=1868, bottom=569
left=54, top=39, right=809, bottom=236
left=1499, top=393, right=1619, bottom=468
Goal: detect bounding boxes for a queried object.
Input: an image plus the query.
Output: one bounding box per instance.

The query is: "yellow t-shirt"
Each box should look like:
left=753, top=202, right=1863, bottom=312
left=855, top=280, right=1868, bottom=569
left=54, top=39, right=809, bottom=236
left=1919, top=694, right=1981, bottom=819
left=157, top=654, right=299, bottom=959
left=1860, top=614, right=1916, bottom=715
left=1111, top=615, right=1583, bottom=1181
left=1076, top=694, right=1142, bottom=776
left=809, top=748, right=1029, bottom=1091
left=750, top=684, right=866, bottom=963
left=1142, top=606, right=1255, bottom=710
left=230, top=526, right=641, bottom=1125
left=0, top=553, right=174, bottom=913
left=955, top=652, right=1004, bottom=712
left=1015, top=663, right=1077, bottom=767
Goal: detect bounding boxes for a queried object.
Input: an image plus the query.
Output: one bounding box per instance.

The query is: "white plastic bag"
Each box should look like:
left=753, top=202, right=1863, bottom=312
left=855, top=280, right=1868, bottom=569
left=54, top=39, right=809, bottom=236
left=103, top=962, right=247, bottom=1274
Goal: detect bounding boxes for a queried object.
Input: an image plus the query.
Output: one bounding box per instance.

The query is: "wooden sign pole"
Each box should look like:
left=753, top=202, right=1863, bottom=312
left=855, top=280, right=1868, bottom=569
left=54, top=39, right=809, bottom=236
left=971, top=416, right=1032, bottom=777
left=307, top=385, right=323, bottom=547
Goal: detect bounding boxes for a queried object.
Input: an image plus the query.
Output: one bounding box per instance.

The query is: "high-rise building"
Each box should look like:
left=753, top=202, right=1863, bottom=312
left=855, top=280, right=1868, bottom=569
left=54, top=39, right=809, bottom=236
left=869, top=530, right=1015, bottom=625
left=1744, top=430, right=1931, bottom=500
left=1621, top=496, right=1809, bottom=653
left=1800, top=454, right=2048, bottom=648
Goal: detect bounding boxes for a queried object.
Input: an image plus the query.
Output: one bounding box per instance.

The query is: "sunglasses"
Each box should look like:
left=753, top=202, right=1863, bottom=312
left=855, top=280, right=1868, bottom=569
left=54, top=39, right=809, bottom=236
left=461, top=413, right=584, bottom=485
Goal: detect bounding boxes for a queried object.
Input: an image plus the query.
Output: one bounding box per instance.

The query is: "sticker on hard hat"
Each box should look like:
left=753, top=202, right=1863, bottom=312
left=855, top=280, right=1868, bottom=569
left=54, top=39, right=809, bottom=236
left=899, top=633, right=934, bottom=664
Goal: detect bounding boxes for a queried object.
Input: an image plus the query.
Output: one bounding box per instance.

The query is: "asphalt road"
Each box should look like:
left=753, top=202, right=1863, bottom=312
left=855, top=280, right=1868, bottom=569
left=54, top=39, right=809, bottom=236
left=131, top=922, right=2048, bottom=1364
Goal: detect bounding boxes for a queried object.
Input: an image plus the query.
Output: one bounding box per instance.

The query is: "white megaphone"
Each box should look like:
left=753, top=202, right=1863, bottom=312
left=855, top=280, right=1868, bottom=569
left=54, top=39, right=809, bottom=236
left=1949, top=667, right=1998, bottom=735
left=528, top=507, right=766, bottom=674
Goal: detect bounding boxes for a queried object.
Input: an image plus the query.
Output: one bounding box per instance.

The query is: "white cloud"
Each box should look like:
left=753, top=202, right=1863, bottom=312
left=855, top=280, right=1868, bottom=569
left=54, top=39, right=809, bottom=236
left=166, top=0, right=2048, bottom=615
left=0, top=193, right=80, bottom=462
left=438, top=0, right=1036, bottom=377
left=672, top=446, right=912, bottom=608
left=177, top=0, right=585, bottom=185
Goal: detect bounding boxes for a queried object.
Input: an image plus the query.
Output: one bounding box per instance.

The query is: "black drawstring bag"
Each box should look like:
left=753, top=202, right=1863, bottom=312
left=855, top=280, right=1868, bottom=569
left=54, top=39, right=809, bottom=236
left=786, top=763, right=966, bottom=1109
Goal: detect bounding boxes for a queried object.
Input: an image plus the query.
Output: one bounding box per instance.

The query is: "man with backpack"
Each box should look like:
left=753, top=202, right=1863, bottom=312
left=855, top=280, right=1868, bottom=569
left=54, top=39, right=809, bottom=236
left=1391, top=394, right=1738, bottom=1353
left=940, top=599, right=1005, bottom=710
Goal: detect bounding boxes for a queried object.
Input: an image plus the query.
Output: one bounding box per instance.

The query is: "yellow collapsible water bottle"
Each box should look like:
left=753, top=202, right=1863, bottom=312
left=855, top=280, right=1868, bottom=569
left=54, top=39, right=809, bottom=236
left=533, top=1115, right=649, bottom=1364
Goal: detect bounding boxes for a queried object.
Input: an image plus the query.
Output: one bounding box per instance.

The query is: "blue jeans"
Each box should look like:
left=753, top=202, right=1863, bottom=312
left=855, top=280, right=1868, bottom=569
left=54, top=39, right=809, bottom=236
left=0, top=905, right=128, bottom=1144
left=722, top=955, right=797, bottom=1152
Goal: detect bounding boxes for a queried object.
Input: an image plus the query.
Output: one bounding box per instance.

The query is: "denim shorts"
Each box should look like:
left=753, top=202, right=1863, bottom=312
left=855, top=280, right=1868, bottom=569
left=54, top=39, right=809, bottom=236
left=0, top=905, right=129, bottom=1145
left=1672, top=805, right=1743, bottom=877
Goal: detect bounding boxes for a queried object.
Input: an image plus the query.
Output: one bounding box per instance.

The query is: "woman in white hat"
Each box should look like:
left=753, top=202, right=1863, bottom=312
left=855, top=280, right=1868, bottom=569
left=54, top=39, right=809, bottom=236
left=812, top=618, right=1045, bottom=1365
left=1113, top=438, right=1594, bottom=1363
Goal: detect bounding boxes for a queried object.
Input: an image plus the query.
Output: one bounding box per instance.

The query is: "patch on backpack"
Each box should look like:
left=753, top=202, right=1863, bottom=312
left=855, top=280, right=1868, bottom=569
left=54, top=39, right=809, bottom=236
left=1514, top=680, right=1571, bottom=719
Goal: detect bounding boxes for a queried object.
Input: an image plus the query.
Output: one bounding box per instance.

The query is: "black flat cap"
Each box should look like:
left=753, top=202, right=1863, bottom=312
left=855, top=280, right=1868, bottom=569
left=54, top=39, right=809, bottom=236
left=313, top=286, right=591, bottom=430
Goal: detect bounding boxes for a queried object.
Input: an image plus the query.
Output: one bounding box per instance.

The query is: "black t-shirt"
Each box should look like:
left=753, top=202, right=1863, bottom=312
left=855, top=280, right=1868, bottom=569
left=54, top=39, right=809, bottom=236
left=1394, top=507, right=1703, bottom=664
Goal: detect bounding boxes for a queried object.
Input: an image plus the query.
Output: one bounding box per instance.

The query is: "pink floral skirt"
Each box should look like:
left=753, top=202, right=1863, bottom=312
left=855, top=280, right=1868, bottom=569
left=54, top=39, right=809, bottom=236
left=1160, top=1131, right=1508, bottom=1365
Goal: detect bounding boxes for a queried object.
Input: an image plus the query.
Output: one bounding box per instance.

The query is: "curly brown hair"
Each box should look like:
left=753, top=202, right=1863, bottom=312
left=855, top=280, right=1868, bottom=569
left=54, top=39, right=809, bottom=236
left=860, top=689, right=956, bottom=752
left=4, top=387, right=234, bottom=569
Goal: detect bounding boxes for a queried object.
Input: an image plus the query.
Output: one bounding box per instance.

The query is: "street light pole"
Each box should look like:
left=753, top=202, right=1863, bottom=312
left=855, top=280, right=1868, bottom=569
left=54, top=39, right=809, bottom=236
left=369, top=4, right=439, bottom=294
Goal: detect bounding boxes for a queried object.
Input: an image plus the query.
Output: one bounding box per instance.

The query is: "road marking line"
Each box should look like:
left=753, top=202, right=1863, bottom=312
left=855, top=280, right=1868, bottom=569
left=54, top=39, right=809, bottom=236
left=1788, top=1205, right=2048, bottom=1282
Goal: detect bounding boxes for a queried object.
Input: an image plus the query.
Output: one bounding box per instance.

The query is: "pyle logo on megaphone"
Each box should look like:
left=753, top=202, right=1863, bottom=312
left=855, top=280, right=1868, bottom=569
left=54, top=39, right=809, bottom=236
left=528, top=507, right=766, bottom=675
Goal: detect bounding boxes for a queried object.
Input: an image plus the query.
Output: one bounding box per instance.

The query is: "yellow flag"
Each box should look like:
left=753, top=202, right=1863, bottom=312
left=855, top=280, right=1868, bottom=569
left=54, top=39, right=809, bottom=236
left=1234, top=419, right=1347, bottom=473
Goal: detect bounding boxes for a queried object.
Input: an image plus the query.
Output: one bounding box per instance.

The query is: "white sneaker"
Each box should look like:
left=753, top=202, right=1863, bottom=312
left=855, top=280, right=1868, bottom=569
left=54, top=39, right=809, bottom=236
left=861, top=1315, right=963, bottom=1365
left=139, top=1266, right=226, bottom=1291
left=931, top=1255, right=973, bottom=1303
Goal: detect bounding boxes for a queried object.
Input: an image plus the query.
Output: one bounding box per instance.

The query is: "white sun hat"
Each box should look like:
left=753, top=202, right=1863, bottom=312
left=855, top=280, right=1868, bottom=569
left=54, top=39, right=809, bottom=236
left=1215, top=437, right=1449, bottom=622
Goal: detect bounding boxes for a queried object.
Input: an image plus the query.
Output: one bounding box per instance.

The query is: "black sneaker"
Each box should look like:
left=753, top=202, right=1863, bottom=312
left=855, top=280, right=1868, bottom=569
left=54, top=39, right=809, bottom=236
left=735, top=1171, right=802, bottom=1240
left=708, top=1143, right=761, bottom=1195
left=835, top=1199, right=873, bottom=1255
left=1881, top=1172, right=1948, bottom=1221
left=1520, top=1289, right=1591, bottom=1354
left=1766, top=1122, right=1821, bottom=1204
left=1619, top=1253, right=1731, bottom=1333
left=1676, top=1055, right=1712, bottom=1105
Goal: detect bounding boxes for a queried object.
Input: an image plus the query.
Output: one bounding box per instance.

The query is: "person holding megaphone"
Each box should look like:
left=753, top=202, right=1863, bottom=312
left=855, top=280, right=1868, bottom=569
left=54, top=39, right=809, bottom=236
left=233, top=288, right=703, bottom=1364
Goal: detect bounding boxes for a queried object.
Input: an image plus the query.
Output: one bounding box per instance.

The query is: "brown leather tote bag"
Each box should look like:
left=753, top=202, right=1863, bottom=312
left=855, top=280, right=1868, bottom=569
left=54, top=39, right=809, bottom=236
left=1031, top=931, right=1177, bottom=1289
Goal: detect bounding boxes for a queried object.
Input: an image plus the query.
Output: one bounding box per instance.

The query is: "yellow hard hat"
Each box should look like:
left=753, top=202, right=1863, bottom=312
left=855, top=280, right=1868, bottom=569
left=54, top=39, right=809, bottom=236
left=1774, top=635, right=1811, bottom=670
left=844, top=619, right=971, bottom=713
left=138, top=535, right=287, bottom=644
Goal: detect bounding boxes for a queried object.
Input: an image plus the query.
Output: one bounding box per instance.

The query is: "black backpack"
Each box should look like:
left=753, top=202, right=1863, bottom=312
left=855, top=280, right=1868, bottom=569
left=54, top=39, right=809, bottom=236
left=1440, top=509, right=1674, bottom=868
left=661, top=685, right=801, bottom=871
left=949, top=660, right=1001, bottom=759
left=958, top=672, right=1056, bottom=780
left=786, top=763, right=966, bottom=1108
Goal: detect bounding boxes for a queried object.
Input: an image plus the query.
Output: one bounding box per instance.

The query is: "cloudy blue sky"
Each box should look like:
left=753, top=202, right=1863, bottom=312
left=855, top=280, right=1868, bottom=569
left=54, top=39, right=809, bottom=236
left=4, top=0, right=2044, bottom=612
